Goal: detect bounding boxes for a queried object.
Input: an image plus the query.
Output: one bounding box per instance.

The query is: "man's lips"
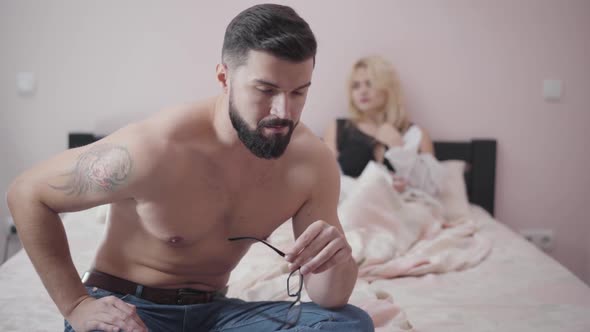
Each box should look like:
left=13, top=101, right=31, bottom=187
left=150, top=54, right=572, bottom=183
left=263, top=125, right=288, bottom=133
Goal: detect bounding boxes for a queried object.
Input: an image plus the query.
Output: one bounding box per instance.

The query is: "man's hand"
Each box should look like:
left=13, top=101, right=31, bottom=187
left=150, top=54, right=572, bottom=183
left=66, top=295, right=147, bottom=332
left=285, top=220, right=353, bottom=276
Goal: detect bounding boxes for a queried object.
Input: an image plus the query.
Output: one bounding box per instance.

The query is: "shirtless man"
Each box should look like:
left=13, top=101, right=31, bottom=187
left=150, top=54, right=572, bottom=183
left=7, top=4, right=373, bottom=332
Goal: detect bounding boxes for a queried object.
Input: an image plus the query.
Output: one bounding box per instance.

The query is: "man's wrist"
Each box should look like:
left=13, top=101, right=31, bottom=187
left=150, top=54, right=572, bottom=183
left=62, top=293, right=93, bottom=318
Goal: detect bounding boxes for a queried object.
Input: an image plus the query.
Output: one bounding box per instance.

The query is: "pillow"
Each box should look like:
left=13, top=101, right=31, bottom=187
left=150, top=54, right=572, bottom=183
left=339, top=174, right=358, bottom=205
left=437, top=160, right=470, bottom=225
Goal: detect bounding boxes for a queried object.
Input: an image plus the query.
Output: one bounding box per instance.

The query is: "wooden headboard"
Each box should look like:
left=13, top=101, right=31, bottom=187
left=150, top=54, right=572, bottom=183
left=68, top=133, right=497, bottom=216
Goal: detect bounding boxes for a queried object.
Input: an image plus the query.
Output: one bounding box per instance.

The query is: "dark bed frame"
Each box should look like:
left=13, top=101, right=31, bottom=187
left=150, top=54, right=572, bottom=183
left=433, top=140, right=496, bottom=216
left=68, top=133, right=497, bottom=216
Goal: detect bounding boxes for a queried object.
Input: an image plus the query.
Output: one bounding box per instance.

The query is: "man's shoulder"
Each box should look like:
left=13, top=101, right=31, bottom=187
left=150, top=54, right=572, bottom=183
left=112, top=98, right=215, bottom=163
left=149, top=98, right=216, bottom=132
left=290, top=124, right=339, bottom=171
left=291, top=124, right=326, bottom=152
left=131, top=97, right=216, bottom=151
left=287, top=124, right=341, bottom=210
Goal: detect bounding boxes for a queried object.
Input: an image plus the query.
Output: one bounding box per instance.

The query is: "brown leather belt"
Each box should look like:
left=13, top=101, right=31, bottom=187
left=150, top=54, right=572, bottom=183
left=82, top=269, right=223, bottom=305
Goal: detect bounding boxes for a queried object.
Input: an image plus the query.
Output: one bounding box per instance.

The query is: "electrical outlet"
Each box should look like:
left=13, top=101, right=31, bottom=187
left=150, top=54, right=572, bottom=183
left=519, top=229, right=554, bottom=252
left=7, top=216, right=16, bottom=234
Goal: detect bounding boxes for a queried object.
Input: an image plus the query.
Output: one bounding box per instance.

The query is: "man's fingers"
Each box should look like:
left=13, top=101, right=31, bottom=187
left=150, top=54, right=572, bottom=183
left=109, top=297, right=147, bottom=330
left=300, top=240, right=344, bottom=275
left=108, top=296, right=134, bottom=315
left=121, top=302, right=147, bottom=328
left=93, top=308, right=139, bottom=332
left=312, top=248, right=351, bottom=274
left=289, top=227, right=335, bottom=270
left=285, top=221, right=324, bottom=260
left=87, top=319, right=120, bottom=332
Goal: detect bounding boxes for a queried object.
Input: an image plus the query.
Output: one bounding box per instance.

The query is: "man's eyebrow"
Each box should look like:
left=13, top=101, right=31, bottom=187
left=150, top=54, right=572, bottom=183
left=294, top=82, right=312, bottom=90
left=253, top=79, right=312, bottom=91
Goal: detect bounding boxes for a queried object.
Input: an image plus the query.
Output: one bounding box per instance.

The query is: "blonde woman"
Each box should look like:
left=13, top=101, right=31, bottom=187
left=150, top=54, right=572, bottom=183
left=324, top=55, right=434, bottom=190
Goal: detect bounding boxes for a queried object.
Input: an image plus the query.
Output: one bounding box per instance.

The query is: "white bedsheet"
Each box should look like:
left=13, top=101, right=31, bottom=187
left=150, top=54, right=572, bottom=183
left=1, top=206, right=589, bottom=331
left=373, top=206, right=590, bottom=332
left=0, top=207, right=104, bottom=332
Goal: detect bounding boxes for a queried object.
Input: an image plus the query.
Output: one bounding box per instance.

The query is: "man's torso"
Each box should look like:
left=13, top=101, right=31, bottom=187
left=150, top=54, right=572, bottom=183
left=92, top=97, right=322, bottom=291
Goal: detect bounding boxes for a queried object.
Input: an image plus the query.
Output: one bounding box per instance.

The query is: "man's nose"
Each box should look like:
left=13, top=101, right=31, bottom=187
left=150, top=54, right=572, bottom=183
left=270, top=93, right=290, bottom=119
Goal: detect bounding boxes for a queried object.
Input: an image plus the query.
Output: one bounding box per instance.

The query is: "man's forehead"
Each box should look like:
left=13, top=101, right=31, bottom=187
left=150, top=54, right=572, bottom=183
left=240, top=50, right=314, bottom=88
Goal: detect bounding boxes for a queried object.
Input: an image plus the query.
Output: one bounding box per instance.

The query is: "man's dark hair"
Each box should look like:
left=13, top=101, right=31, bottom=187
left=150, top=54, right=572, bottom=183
left=222, top=4, right=317, bottom=68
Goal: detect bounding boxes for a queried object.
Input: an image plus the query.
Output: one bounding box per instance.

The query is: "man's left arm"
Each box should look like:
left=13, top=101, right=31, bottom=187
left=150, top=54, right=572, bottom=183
left=287, top=149, right=358, bottom=309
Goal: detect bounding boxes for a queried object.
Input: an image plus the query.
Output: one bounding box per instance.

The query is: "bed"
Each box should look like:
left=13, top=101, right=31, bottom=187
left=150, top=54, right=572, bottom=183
left=0, top=134, right=589, bottom=332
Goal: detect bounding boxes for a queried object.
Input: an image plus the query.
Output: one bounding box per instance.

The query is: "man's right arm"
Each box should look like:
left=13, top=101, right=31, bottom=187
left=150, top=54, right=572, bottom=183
left=6, top=124, right=152, bottom=331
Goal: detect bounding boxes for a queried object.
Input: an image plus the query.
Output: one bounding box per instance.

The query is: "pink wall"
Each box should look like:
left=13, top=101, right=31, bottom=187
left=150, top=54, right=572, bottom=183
left=1, top=1, right=589, bottom=283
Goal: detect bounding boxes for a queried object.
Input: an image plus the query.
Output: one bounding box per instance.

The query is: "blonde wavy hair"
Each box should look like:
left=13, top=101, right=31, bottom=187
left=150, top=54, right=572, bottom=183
left=347, top=55, right=409, bottom=131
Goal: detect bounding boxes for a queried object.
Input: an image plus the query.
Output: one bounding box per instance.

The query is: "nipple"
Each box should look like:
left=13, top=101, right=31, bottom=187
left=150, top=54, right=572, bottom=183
left=168, top=236, right=184, bottom=244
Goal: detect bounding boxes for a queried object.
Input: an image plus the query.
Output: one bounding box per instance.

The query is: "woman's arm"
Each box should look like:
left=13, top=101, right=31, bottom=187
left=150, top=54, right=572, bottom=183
left=323, top=120, right=339, bottom=157
left=419, top=128, right=435, bottom=154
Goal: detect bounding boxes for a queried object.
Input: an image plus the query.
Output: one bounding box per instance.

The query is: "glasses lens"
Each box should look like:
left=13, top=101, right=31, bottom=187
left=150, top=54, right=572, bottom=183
left=229, top=236, right=304, bottom=328
left=286, top=300, right=302, bottom=326
left=281, top=269, right=303, bottom=327
left=287, top=269, right=303, bottom=297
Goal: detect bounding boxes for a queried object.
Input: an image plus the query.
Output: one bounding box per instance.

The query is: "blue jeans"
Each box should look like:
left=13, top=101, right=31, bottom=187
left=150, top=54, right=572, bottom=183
left=64, top=286, right=374, bottom=332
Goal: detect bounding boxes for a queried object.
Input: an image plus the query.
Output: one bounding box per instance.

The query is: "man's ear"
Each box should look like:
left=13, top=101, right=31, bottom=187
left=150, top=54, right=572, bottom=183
left=216, top=63, right=229, bottom=92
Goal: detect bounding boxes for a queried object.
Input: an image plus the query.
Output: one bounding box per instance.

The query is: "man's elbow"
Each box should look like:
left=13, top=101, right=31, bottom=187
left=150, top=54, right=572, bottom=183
left=6, top=177, right=25, bottom=212
left=6, top=176, right=39, bottom=219
left=309, top=261, right=357, bottom=309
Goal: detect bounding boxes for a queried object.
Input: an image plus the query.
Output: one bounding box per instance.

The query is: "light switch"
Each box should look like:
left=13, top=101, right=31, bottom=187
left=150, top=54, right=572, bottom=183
left=543, top=79, right=562, bottom=102
left=16, top=71, right=36, bottom=96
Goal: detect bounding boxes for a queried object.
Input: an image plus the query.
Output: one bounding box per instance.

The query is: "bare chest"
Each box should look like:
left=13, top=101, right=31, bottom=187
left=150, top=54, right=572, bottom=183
left=130, top=162, right=308, bottom=247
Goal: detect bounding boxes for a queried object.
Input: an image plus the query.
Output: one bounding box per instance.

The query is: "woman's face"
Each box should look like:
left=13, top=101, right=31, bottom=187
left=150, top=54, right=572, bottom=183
left=350, top=67, right=387, bottom=115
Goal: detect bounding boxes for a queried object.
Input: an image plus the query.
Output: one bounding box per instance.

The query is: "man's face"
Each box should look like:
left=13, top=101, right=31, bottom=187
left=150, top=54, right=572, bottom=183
left=229, top=96, right=295, bottom=159
left=225, top=51, right=314, bottom=159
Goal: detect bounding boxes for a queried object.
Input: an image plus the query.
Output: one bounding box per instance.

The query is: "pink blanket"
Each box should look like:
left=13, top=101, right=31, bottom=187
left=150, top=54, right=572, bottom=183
left=227, top=162, right=491, bottom=331
left=341, top=163, right=491, bottom=281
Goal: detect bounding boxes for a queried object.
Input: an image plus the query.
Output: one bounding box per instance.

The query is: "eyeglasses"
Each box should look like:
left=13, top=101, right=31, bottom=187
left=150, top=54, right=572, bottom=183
left=228, top=236, right=303, bottom=328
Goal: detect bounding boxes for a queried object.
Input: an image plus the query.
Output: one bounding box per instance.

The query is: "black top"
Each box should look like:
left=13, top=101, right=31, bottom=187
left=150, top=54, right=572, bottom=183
left=336, top=119, right=394, bottom=177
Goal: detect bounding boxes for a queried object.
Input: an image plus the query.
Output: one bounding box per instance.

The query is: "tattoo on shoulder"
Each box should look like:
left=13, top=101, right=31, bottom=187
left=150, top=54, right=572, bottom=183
left=49, top=144, right=133, bottom=195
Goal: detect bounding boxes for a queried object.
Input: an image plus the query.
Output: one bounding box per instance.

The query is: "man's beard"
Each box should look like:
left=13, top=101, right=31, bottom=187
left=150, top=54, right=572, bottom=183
left=229, top=94, right=296, bottom=159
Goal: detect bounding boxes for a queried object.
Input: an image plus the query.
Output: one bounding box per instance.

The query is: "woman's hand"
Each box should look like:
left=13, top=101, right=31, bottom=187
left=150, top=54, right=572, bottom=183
left=392, top=174, right=407, bottom=192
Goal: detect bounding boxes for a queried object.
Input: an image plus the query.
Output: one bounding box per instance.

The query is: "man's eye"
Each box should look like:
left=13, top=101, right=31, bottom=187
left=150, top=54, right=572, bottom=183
left=292, top=90, right=305, bottom=96
left=258, top=88, right=274, bottom=95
